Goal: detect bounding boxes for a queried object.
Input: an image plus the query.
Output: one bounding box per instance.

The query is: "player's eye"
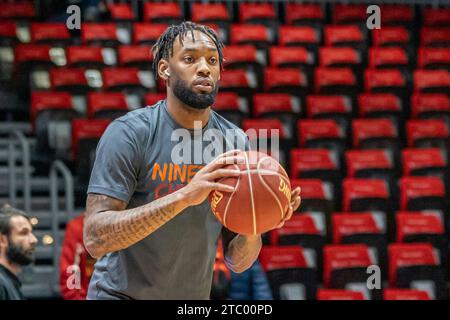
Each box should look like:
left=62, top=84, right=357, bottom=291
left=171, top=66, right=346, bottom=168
left=210, top=57, right=218, bottom=64
left=184, top=56, right=194, bottom=63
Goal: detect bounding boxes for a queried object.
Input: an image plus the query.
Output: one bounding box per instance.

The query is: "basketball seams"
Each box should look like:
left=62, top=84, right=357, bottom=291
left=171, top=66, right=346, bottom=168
left=223, top=164, right=240, bottom=228
left=257, top=156, right=286, bottom=223
left=244, top=152, right=257, bottom=235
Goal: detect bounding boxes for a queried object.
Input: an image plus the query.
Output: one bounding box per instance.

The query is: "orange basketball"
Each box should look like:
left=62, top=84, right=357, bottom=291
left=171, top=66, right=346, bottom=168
left=209, top=151, right=292, bottom=235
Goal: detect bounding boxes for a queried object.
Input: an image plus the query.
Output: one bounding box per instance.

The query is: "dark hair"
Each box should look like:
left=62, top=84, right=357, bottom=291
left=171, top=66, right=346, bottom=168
left=0, top=204, right=30, bottom=237
left=151, top=21, right=224, bottom=80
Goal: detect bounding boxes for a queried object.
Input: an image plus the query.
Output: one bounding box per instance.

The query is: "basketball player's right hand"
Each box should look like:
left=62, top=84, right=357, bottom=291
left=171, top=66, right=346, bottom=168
left=180, top=150, right=244, bottom=207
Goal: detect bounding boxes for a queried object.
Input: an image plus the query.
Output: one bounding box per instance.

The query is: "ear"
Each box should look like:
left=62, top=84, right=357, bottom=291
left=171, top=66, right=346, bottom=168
left=0, top=234, right=7, bottom=253
left=158, top=59, right=170, bottom=81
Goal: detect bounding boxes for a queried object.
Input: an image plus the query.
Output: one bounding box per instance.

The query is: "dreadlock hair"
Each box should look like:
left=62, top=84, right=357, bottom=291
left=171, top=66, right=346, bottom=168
left=151, top=21, right=224, bottom=80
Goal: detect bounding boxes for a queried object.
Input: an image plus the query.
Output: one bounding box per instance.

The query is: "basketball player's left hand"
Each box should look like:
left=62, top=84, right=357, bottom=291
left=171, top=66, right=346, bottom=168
left=276, top=187, right=301, bottom=229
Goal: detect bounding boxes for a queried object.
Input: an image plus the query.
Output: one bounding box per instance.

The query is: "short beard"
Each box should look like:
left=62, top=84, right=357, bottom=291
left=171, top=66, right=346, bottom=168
left=171, top=76, right=219, bottom=109
left=6, top=238, right=34, bottom=266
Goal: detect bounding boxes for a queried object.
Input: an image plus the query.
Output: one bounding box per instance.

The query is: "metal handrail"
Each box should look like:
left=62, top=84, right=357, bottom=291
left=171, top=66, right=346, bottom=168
left=8, top=130, right=31, bottom=213
left=49, top=160, right=74, bottom=295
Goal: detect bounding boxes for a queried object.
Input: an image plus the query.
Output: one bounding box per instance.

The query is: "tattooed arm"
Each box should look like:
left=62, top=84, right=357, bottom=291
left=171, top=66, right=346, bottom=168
left=83, top=150, right=243, bottom=259
left=222, top=228, right=262, bottom=273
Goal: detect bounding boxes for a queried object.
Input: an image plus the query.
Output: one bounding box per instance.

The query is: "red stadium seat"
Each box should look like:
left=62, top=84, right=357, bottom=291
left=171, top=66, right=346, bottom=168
left=414, top=69, right=450, bottom=94
left=383, top=289, right=432, bottom=300
left=297, top=119, right=345, bottom=153
left=30, top=23, right=70, bottom=44
left=49, top=67, right=96, bottom=93
left=396, top=213, right=445, bottom=245
left=66, top=46, right=111, bottom=67
left=87, top=92, right=128, bottom=119
left=102, top=67, right=154, bottom=92
left=345, top=150, right=394, bottom=179
left=144, top=93, right=166, bottom=107
left=133, top=23, right=168, bottom=45
left=332, top=212, right=387, bottom=278
left=230, top=24, right=272, bottom=48
left=0, top=21, right=17, bottom=43
left=81, top=23, right=122, bottom=46
left=0, top=2, right=36, bottom=20
left=400, top=176, right=446, bottom=212
left=364, top=69, right=407, bottom=94
left=191, top=3, right=230, bottom=24
left=388, top=243, right=447, bottom=299
left=306, top=95, right=353, bottom=119
left=107, top=3, right=135, bottom=21
left=279, top=26, right=320, bottom=47
left=239, top=2, right=277, bottom=24
left=352, top=118, right=398, bottom=149
left=342, top=178, right=391, bottom=213
left=314, top=67, right=357, bottom=95
left=269, top=46, right=313, bottom=69
left=71, top=119, right=111, bottom=180
left=223, top=45, right=261, bottom=67
left=406, top=119, right=449, bottom=149
left=323, top=244, right=374, bottom=291
left=411, top=93, right=450, bottom=122
left=380, top=5, right=414, bottom=26
left=332, top=4, right=367, bottom=24
left=284, top=3, right=324, bottom=25
left=324, top=25, right=364, bottom=47
left=290, top=149, right=341, bottom=202
left=117, top=45, right=153, bottom=67
left=289, top=179, right=335, bottom=215
left=368, top=47, right=409, bottom=69
left=211, top=92, right=248, bottom=126
left=317, top=289, right=365, bottom=300
left=253, top=93, right=301, bottom=117
left=242, top=118, right=285, bottom=140
left=420, top=27, right=450, bottom=47
left=263, top=67, right=308, bottom=94
left=143, top=2, right=182, bottom=23
left=358, top=93, right=403, bottom=121
left=260, top=246, right=318, bottom=300
left=14, top=44, right=53, bottom=67
left=372, top=27, right=410, bottom=47
left=402, top=148, right=447, bottom=177
left=417, top=48, right=450, bottom=69
left=31, top=91, right=79, bottom=155
left=219, top=69, right=257, bottom=94
left=423, top=7, right=450, bottom=27
left=319, top=47, right=361, bottom=68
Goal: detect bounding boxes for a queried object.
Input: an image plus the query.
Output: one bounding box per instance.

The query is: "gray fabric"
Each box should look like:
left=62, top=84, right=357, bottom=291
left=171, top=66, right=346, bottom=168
left=0, top=265, right=24, bottom=300
left=87, top=100, right=247, bottom=300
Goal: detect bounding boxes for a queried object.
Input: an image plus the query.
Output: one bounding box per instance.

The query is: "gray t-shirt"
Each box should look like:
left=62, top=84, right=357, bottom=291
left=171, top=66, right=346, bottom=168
left=86, top=100, right=247, bottom=300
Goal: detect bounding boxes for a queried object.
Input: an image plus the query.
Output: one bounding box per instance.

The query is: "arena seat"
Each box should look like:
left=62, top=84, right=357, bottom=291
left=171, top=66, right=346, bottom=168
left=143, top=2, right=183, bottom=24
left=87, top=92, right=129, bottom=119
left=418, top=48, right=450, bottom=70
left=239, top=2, right=278, bottom=29
left=324, top=25, right=365, bottom=48
left=31, top=91, right=79, bottom=156
left=144, top=93, right=166, bottom=107
left=423, top=7, right=450, bottom=27
left=102, top=67, right=154, bottom=92
left=383, top=288, right=432, bottom=300
left=369, top=47, right=410, bottom=69
left=290, top=179, right=335, bottom=216
left=401, top=148, right=448, bottom=181
left=263, top=67, right=309, bottom=96
left=29, top=23, right=71, bottom=45
left=323, top=244, right=375, bottom=299
left=306, top=95, right=353, bottom=134
left=314, top=67, right=358, bottom=95
left=117, top=45, right=153, bottom=68
left=332, top=212, right=388, bottom=280
left=364, top=69, right=409, bottom=96
left=332, top=4, right=367, bottom=25
left=400, top=176, right=447, bottom=212
left=260, top=245, right=318, bottom=300
left=0, top=2, right=36, bottom=20
left=319, top=47, right=362, bottom=71
left=270, top=211, right=326, bottom=278
left=343, top=178, right=392, bottom=213
left=219, top=69, right=258, bottom=95
left=317, top=289, right=365, bottom=300
left=420, top=27, right=450, bottom=47
left=406, top=119, right=449, bottom=151
left=71, top=119, right=111, bottom=182
left=380, top=5, right=414, bottom=26
left=81, top=23, right=125, bottom=47
left=389, top=243, right=448, bottom=299
left=230, top=24, right=272, bottom=49
left=49, top=67, right=101, bottom=93
left=211, top=92, right=248, bottom=126
left=269, top=46, right=314, bottom=71
left=414, top=69, right=450, bottom=94
left=133, top=23, right=169, bottom=45
left=358, top=93, right=404, bottom=132
left=279, top=26, right=320, bottom=49
left=106, top=3, right=135, bottom=21
left=66, top=46, right=115, bottom=68
left=284, top=3, right=324, bottom=26
left=372, top=27, right=411, bottom=47
left=191, top=2, right=230, bottom=25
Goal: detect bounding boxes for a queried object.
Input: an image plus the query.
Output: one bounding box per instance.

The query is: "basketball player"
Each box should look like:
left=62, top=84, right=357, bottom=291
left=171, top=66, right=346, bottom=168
left=84, top=22, right=301, bottom=299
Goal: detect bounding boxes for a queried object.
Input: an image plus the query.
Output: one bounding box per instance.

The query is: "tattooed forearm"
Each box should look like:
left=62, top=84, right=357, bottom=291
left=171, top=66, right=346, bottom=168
left=224, top=234, right=262, bottom=273
left=84, top=191, right=188, bottom=258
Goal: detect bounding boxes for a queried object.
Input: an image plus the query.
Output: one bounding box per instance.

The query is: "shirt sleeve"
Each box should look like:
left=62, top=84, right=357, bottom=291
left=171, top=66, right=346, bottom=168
left=87, top=120, right=142, bottom=204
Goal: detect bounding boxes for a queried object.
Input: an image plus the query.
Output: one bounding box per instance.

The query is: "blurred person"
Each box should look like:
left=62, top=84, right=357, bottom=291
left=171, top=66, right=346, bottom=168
left=0, top=204, right=38, bottom=300
left=59, top=213, right=96, bottom=300
left=229, top=259, right=273, bottom=300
